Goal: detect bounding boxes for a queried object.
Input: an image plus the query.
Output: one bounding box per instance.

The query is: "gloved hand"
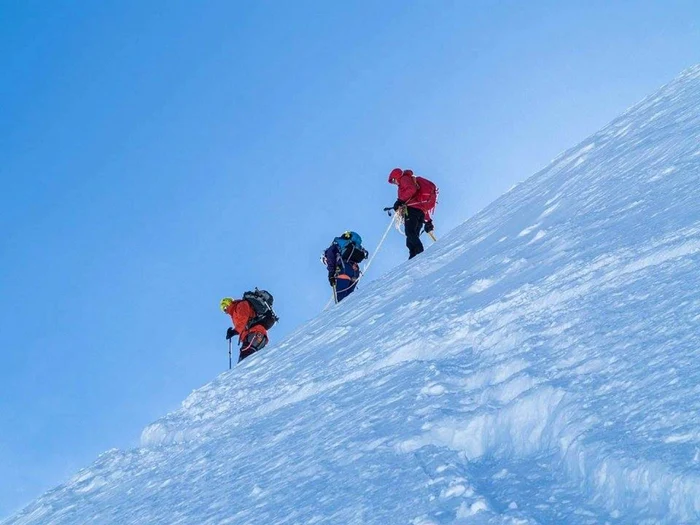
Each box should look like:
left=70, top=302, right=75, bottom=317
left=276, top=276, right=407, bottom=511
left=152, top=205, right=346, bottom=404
left=226, top=327, right=238, bottom=340
left=424, top=220, right=434, bottom=233
left=328, top=273, right=336, bottom=287
left=393, top=199, right=405, bottom=211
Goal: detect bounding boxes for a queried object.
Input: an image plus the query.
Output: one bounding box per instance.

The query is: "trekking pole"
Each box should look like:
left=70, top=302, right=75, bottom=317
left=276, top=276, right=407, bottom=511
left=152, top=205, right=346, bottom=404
left=332, top=283, right=338, bottom=304
left=228, top=338, right=232, bottom=370
left=427, top=231, right=437, bottom=242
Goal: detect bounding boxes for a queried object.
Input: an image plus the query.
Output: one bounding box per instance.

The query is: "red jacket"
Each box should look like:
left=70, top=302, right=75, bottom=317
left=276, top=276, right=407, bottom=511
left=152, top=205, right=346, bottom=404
left=224, top=300, right=268, bottom=342
left=392, top=170, right=437, bottom=221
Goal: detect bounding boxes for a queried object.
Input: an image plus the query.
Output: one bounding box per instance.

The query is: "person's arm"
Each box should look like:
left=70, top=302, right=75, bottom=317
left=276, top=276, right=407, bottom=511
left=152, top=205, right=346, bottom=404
left=324, top=245, right=339, bottom=273
left=325, top=245, right=340, bottom=285
left=232, top=300, right=254, bottom=333
left=397, top=174, right=419, bottom=203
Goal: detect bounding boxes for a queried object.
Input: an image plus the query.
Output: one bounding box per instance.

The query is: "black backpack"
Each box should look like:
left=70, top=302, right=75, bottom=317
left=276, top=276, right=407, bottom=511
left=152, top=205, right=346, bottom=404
left=243, top=288, right=278, bottom=330
left=342, top=243, right=368, bottom=264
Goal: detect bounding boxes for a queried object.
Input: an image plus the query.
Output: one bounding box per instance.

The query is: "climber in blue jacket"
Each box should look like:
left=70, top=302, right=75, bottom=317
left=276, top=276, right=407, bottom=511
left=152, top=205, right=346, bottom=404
left=322, top=231, right=368, bottom=303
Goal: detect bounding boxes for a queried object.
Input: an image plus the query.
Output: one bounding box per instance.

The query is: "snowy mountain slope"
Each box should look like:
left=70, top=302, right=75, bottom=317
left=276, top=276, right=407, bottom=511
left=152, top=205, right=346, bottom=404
left=4, top=65, right=700, bottom=525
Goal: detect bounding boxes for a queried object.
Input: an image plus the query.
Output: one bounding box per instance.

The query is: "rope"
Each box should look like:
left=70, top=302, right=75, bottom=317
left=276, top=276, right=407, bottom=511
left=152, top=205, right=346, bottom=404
left=323, top=290, right=335, bottom=310
left=354, top=213, right=396, bottom=288
left=394, top=209, right=405, bottom=235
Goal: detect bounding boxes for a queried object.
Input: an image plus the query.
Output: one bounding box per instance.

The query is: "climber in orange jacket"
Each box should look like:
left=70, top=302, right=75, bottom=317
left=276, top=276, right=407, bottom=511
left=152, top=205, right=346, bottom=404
left=220, top=289, right=277, bottom=362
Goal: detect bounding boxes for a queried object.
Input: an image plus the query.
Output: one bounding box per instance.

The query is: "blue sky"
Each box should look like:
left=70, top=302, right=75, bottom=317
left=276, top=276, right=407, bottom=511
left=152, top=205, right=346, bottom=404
left=0, top=0, right=698, bottom=518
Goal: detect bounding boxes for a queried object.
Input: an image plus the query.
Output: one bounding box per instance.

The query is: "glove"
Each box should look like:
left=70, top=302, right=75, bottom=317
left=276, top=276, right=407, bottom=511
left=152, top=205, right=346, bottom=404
left=424, top=220, right=434, bottom=233
left=226, top=327, right=238, bottom=340
left=328, top=273, right=336, bottom=286
left=393, top=199, right=405, bottom=211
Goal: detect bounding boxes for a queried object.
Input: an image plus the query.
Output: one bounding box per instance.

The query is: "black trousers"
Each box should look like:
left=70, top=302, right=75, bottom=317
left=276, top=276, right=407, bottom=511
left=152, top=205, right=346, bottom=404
left=404, top=206, right=425, bottom=259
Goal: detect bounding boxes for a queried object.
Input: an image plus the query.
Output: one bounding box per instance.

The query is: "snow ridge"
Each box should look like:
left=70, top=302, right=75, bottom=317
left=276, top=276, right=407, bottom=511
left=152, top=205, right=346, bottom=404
left=4, top=65, right=700, bottom=525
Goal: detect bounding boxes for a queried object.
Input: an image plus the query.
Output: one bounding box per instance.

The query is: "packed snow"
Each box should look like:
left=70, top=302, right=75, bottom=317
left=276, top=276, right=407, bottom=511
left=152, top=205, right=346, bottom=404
left=4, top=65, right=700, bottom=524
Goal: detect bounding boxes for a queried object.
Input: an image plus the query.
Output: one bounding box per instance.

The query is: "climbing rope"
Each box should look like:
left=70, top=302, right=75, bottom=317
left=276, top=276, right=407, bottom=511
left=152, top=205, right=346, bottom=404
left=322, top=290, right=335, bottom=310
left=354, top=213, right=397, bottom=288
left=393, top=207, right=405, bottom=235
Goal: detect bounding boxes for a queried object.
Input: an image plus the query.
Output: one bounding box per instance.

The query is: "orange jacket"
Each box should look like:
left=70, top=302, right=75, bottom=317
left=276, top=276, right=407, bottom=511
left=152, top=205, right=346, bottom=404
left=224, top=300, right=268, bottom=342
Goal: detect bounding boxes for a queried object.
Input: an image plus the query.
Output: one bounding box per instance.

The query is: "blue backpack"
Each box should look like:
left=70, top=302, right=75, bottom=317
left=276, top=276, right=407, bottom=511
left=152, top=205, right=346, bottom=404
left=334, top=232, right=368, bottom=264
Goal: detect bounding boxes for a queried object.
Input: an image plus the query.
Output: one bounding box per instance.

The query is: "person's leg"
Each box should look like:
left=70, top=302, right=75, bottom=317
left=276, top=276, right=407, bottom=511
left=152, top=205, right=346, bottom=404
left=335, top=277, right=353, bottom=302
left=238, top=347, right=257, bottom=362
left=238, top=329, right=268, bottom=362
left=404, top=207, right=425, bottom=259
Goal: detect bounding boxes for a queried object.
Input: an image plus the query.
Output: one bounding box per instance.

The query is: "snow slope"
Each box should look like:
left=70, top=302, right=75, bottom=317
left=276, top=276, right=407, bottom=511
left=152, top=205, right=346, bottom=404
left=4, top=65, right=700, bottom=525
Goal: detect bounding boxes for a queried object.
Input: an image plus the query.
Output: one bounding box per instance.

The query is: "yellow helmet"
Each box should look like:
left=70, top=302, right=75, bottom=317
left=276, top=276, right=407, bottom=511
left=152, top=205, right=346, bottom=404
left=220, top=297, right=234, bottom=312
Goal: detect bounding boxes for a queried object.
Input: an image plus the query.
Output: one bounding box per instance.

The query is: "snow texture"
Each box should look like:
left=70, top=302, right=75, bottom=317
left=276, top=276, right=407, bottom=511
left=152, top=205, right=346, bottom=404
left=4, top=65, right=700, bottom=525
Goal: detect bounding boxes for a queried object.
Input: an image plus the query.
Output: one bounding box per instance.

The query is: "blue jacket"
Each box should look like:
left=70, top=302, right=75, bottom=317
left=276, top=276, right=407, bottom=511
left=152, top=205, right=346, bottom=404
left=324, top=243, right=361, bottom=280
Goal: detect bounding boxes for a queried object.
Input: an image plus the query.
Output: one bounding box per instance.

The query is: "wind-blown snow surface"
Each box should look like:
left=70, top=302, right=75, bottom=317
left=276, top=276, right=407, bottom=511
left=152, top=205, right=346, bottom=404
left=5, top=66, right=700, bottom=525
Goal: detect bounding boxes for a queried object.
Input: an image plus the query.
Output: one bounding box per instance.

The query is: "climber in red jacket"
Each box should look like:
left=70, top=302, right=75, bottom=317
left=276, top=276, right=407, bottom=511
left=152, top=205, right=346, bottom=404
left=388, top=168, right=438, bottom=259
